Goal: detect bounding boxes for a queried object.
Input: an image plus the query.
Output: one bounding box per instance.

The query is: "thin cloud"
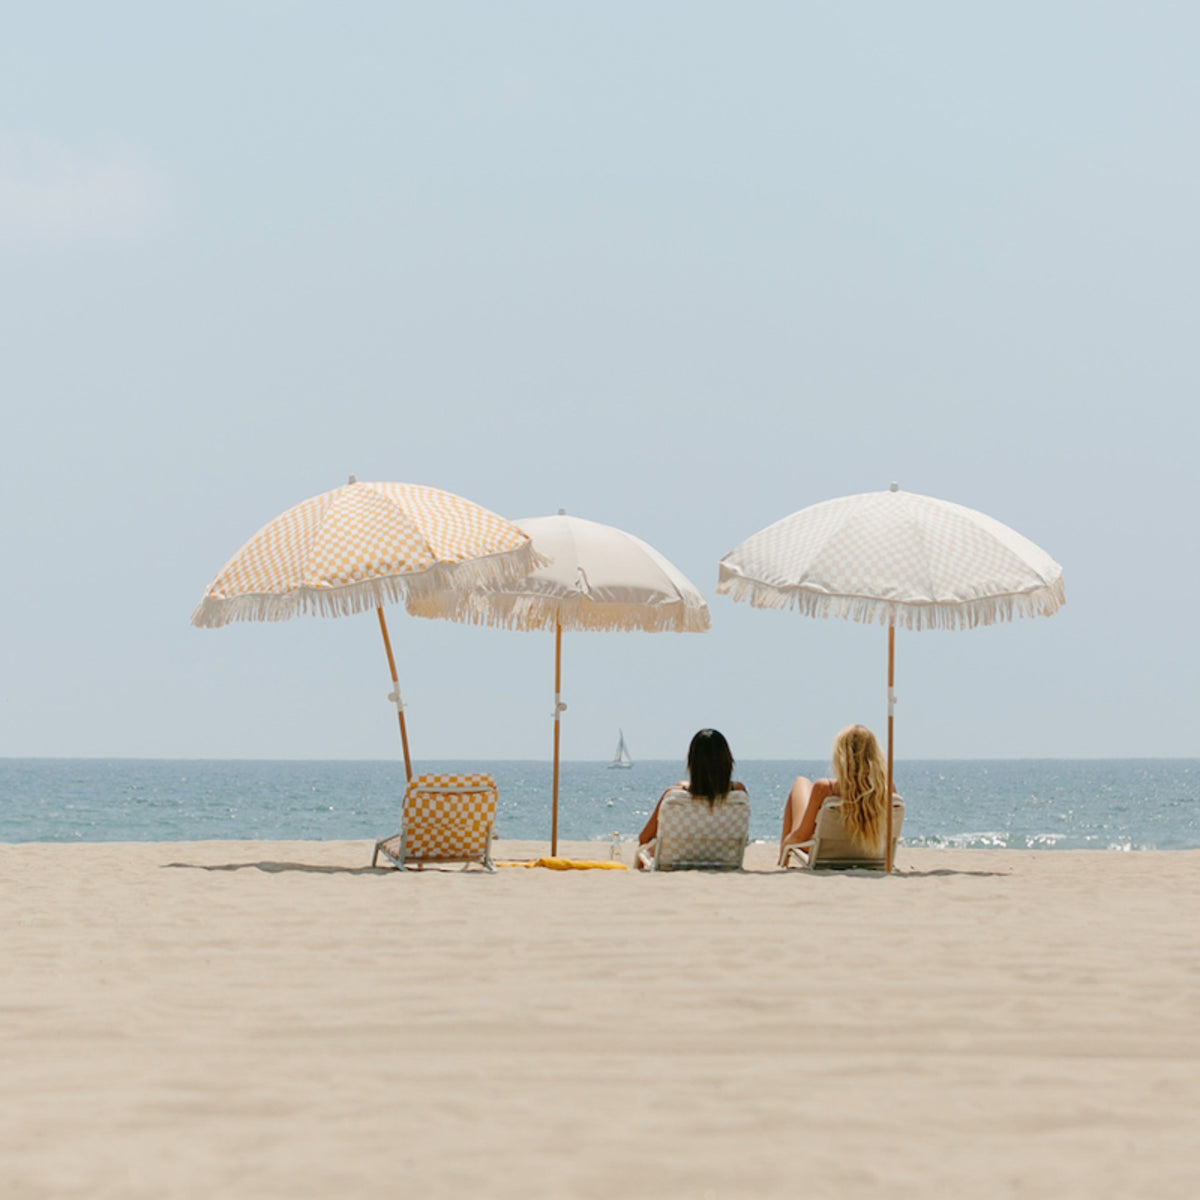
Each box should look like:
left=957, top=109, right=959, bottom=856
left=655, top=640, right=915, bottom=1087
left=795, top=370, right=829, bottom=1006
left=0, top=132, right=167, bottom=242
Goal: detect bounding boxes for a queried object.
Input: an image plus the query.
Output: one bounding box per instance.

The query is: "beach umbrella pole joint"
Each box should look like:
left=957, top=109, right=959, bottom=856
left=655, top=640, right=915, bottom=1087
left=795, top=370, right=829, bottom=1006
left=376, top=606, right=413, bottom=783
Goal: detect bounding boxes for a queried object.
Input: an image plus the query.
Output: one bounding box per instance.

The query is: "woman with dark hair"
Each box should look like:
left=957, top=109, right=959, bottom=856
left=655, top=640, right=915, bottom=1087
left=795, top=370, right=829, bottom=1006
left=636, top=729, right=747, bottom=865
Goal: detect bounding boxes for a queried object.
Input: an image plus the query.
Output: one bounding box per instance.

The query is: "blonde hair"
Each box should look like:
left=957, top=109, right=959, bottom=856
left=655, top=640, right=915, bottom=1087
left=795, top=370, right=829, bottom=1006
left=830, top=725, right=889, bottom=850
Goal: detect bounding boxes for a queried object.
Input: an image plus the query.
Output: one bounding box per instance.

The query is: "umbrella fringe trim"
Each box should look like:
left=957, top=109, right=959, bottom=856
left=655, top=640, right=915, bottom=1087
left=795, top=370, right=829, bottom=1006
left=191, top=540, right=548, bottom=628
left=715, top=574, right=1065, bottom=631
left=405, top=591, right=711, bottom=634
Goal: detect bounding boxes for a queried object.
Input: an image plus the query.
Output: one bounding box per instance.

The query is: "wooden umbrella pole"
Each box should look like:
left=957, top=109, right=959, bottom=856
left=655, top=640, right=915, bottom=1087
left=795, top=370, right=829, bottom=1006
left=551, top=620, right=564, bottom=856
left=885, top=622, right=895, bottom=873
left=376, top=607, right=413, bottom=783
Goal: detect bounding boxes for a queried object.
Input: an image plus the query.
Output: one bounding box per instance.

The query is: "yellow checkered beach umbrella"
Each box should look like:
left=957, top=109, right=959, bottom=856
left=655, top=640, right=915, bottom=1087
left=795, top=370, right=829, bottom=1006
left=191, top=477, right=542, bottom=779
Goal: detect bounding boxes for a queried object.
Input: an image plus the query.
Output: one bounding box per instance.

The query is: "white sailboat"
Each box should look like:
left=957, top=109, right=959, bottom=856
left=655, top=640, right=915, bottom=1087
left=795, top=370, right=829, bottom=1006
left=609, top=728, right=633, bottom=769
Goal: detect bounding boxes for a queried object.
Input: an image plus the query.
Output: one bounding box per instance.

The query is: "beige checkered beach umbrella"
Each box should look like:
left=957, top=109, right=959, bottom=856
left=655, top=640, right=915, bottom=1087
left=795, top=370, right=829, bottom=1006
left=191, top=477, right=542, bottom=780
left=717, top=484, right=1065, bottom=869
left=408, top=512, right=710, bottom=853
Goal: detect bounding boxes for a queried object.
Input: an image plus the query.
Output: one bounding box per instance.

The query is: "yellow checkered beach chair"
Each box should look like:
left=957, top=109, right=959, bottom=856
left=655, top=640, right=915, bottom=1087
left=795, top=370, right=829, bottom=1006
left=372, top=773, right=498, bottom=871
left=636, top=788, right=751, bottom=871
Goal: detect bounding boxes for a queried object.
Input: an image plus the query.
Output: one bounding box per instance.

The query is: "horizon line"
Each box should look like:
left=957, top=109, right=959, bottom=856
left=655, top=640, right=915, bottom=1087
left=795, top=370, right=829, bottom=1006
left=3, top=755, right=1197, bottom=765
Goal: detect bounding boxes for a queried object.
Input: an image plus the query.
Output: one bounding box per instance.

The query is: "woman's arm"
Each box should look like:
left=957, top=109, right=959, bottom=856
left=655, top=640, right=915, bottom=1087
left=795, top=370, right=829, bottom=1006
left=779, top=777, right=836, bottom=858
left=637, top=784, right=685, bottom=845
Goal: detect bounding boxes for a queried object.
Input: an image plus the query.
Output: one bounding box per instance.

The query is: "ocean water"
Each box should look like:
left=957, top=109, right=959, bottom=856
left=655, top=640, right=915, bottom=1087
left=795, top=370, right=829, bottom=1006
left=2, top=758, right=1199, bottom=850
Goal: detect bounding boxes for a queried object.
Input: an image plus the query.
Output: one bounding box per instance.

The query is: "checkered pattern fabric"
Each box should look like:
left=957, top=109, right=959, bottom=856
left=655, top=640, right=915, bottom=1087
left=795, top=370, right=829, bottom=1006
left=373, top=773, right=497, bottom=869
left=717, top=488, right=1064, bottom=631
left=192, top=481, right=536, bottom=627
left=641, top=789, right=750, bottom=871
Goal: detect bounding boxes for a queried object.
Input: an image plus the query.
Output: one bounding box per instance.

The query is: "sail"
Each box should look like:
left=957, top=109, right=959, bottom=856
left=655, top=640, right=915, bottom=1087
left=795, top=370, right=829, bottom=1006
left=609, top=728, right=633, bottom=768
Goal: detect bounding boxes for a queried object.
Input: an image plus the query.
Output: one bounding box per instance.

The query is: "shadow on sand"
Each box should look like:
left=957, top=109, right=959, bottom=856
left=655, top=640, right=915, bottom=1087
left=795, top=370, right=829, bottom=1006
left=163, top=860, right=399, bottom=876
left=758, top=865, right=1010, bottom=879
left=161, top=860, right=1008, bottom=879
left=890, top=866, right=1010, bottom=878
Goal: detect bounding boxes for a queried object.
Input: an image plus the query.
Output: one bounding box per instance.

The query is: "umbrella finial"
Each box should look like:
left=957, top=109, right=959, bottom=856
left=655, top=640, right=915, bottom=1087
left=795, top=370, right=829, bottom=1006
left=348, top=474, right=357, bottom=485
left=889, top=481, right=899, bottom=492
left=558, top=507, right=566, bottom=515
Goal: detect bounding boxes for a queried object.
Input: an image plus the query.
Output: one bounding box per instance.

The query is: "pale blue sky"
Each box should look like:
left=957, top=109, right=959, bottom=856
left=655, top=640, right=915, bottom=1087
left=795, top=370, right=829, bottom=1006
left=2, top=3, right=1197, bottom=762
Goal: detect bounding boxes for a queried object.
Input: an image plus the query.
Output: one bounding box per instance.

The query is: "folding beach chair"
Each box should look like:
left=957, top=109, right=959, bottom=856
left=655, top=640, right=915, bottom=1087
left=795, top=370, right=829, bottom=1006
left=781, top=797, right=904, bottom=871
left=372, top=773, right=498, bottom=871
left=636, top=788, right=751, bottom=871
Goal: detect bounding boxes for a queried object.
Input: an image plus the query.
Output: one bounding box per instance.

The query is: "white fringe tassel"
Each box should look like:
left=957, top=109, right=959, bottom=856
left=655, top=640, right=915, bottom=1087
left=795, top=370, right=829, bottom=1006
left=191, top=540, right=548, bottom=628
left=404, top=590, right=712, bottom=634
left=714, top=573, right=1065, bottom=632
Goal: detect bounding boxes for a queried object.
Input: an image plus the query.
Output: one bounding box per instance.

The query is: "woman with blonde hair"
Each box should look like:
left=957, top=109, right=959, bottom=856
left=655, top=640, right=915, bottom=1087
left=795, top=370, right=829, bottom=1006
left=778, top=724, right=894, bottom=866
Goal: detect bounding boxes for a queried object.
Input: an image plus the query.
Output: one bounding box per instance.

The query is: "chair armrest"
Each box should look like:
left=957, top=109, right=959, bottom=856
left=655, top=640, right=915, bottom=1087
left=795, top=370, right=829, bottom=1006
left=781, top=839, right=815, bottom=869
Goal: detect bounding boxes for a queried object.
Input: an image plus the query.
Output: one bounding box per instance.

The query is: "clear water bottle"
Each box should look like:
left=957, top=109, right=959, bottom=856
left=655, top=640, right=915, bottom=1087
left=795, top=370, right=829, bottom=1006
left=610, top=831, right=622, bottom=862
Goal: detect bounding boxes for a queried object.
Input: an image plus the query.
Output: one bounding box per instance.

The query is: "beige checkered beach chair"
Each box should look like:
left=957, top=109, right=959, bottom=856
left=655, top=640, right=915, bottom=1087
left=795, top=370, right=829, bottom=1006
left=782, top=797, right=904, bottom=871
left=637, top=788, right=751, bottom=871
left=372, top=773, right=498, bottom=871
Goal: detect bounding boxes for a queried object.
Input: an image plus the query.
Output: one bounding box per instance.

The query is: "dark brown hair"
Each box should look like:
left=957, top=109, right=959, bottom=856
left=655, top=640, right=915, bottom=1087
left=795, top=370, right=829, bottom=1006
left=686, top=728, right=734, bottom=805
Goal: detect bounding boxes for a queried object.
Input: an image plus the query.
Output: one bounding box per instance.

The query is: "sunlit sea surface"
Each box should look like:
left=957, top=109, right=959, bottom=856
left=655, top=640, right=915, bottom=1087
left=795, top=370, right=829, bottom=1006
left=3, top=758, right=1199, bottom=850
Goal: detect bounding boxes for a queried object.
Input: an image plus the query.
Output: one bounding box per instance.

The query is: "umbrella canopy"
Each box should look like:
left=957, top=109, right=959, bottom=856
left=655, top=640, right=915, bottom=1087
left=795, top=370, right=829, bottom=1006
left=192, top=479, right=541, bottom=627
left=191, top=478, right=542, bottom=779
left=717, top=486, right=1064, bottom=630
left=717, top=485, right=1065, bottom=869
left=412, top=513, right=710, bottom=634
left=408, top=513, right=710, bottom=852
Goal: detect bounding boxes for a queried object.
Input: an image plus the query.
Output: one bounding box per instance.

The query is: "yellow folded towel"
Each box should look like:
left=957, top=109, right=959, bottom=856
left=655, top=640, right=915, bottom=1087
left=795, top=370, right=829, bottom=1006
left=498, top=857, right=628, bottom=871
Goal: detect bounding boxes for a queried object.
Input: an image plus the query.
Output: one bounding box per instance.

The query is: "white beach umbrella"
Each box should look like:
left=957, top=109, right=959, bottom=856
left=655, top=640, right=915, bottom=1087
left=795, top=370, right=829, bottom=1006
left=717, top=484, right=1065, bottom=869
left=408, top=513, right=710, bottom=853
left=191, top=477, right=542, bottom=780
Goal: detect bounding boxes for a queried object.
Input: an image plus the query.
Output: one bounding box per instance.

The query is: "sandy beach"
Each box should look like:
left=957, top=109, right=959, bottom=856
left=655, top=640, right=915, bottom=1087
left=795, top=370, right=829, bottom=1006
left=3, top=839, right=1199, bottom=1199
